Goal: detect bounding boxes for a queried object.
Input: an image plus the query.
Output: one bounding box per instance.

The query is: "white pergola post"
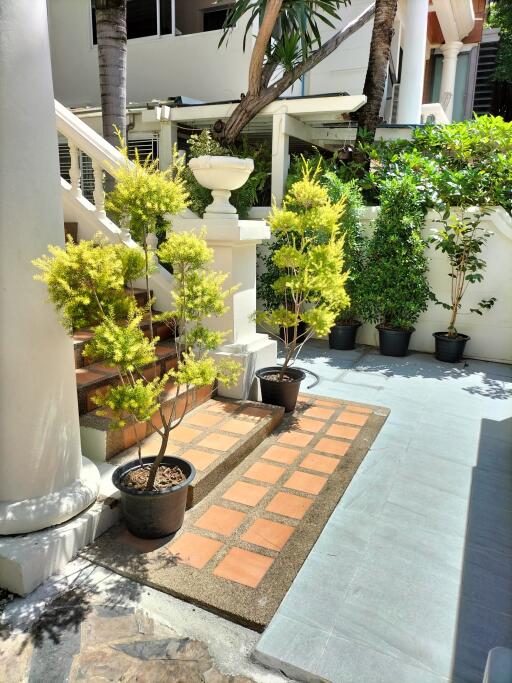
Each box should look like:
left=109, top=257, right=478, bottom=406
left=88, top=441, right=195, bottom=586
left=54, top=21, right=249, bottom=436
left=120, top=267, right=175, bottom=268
left=158, top=106, right=178, bottom=170
left=396, top=0, right=429, bottom=124
left=439, top=41, right=463, bottom=121
left=0, top=0, right=99, bottom=536
left=271, top=113, right=290, bottom=207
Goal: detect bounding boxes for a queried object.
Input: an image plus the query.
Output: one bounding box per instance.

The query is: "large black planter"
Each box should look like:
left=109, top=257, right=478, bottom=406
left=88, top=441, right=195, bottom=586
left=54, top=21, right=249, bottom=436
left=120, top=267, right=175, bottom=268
left=256, top=366, right=306, bottom=413
left=112, top=456, right=195, bottom=538
left=433, top=331, right=470, bottom=363
left=279, top=321, right=308, bottom=343
left=329, top=322, right=361, bottom=350
left=377, top=326, right=414, bottom=357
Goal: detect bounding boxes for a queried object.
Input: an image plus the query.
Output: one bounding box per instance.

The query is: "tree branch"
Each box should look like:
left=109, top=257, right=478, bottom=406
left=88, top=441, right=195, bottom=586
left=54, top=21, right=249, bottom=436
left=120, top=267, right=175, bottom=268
left=248, top=0, right=283, bottom=96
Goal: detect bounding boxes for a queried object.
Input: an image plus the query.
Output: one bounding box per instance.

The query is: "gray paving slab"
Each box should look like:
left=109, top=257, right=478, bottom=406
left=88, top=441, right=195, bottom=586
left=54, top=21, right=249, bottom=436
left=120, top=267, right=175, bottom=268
left=256, top=345, right=512, bottom=683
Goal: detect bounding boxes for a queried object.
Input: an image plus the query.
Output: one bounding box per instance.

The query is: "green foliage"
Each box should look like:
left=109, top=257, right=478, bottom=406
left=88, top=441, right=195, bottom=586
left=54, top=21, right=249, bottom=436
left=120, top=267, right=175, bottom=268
left=106, top=132, right=189, bottom=243
left=256, top=161, right=349, bottom=369
left=359, top=176, right=431, bottom=330
left=429, top=209, right=496, bottom=336
left=33, top=235, right=146, bottom=331
left=95, top=375, right=170, bottom=428
left=182, top=130, right=270, bottom=218
left=488, top=1, right=512, bottom=82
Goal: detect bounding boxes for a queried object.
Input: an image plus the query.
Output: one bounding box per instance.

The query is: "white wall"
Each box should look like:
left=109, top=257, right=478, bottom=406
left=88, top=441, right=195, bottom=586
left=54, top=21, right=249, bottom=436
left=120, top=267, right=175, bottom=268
left=47, top=0, right=251, bottom=108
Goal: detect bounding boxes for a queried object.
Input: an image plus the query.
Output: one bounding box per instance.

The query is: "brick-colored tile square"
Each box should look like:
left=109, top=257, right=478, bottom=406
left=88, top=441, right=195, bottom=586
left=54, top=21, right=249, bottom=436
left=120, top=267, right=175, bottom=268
left=222, top=418, right=255, bottom=435
left=168, top=532, right=222, bottom=569
left=194, top=505, right=246, bottom=536
left=327, top=423, right=360, bottom=440
left=186, top=411, right=223, bottom=428
left=315, top=399, right=340, bottom=407
left=213, top=547, right=273, bottom=588
left=266, top=492, right=313, bottom=520
left=243, top=461, right=285, bottom=484
left=181, top=448, right=219, bottom=472
left=198, top=433, right=239, bottom=451
left=171, top=424, right=202, bottom=443
left=300, top=452, right=339, bottom=474
left=315, top=437, right=350, bottom=457
left=205, top=400, right=238, bottom=414
left=295, top=416, right=324, bottom=433
left=337, top=410, right=369, bottom=426
left=278, top=431, right=313, bottom=447
left=75, top=368, right=104, bottom=386
left=241, top=518, right=295, bottom=551
left=284, top=471, right=327, bottom=495
left=239, top=406, right=272, bottom=420
left=261, top=444, right=300, bottom=465
left=222, top=481, right=269, bottom=507
left=303, top=406, right=335, bottom=420
left=347, top=404, right=373, bottom=414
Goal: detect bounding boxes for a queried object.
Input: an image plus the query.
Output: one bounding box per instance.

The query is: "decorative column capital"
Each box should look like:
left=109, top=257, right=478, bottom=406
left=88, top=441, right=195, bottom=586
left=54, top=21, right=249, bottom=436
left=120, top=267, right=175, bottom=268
left=440, top=41, right=464, bottom=59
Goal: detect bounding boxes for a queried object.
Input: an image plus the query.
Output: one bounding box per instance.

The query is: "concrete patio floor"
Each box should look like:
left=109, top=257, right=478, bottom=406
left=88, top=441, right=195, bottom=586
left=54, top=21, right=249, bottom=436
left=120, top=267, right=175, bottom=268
left=256, top=342, right=512, bottom=683
left=1, top=343, right=510, bottom=683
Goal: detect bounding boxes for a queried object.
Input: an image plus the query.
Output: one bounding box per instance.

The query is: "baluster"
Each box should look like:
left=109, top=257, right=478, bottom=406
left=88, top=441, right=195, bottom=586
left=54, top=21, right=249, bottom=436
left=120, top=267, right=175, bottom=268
left=92, top=160, right=105, bottom=217
left=67, top=141, right=81, bottom=196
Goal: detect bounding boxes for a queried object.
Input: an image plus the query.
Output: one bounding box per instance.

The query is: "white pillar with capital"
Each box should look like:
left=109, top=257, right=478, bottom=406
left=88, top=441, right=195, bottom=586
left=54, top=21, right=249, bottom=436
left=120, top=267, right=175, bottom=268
left=439, top=41, right=463, bottom=121
left=396, top=0, right=429, bottom=124
left=0, top=0, right=100, bottom=538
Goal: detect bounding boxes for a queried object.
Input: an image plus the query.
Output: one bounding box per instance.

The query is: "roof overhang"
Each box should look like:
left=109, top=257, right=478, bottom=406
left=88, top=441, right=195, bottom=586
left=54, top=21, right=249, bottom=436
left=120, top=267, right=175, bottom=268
left=430, top=0, right=475, bottom=43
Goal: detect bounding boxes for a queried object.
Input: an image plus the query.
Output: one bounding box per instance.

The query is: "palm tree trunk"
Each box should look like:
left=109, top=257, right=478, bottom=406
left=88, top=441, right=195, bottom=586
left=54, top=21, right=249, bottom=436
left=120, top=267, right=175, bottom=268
left=356, top=0, right=398, bottom=144
left=95, top=0, right=127, bottom=148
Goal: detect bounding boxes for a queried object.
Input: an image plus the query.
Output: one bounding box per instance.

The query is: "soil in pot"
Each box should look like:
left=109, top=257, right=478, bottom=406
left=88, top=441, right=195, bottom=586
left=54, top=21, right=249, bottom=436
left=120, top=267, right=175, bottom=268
left=256, top=366, right=306, bottom=413
left=377, top=325, right=414, bottom=357
left=329, top=321, right=361, bottom=351
left=433, top=331, right=470, bottom=363
left=113, top=456, right=195, bottom=539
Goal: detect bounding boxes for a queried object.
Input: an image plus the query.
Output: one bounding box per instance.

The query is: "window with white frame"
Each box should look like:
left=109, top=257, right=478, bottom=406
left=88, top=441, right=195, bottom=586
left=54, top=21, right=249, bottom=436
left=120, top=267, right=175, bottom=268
left=91, top=0, right=173, bottom=43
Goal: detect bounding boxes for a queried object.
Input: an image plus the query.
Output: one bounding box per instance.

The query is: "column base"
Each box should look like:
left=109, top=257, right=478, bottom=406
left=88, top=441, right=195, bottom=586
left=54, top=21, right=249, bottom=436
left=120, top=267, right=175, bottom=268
left=0, top=457, right=100, bottom=536
left=213, top=334, right=277, bottom=400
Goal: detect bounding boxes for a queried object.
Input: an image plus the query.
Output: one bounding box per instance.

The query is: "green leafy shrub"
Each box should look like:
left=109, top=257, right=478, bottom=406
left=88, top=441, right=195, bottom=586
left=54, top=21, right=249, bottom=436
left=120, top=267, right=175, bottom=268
left=359, top=176, right=431, bottom=331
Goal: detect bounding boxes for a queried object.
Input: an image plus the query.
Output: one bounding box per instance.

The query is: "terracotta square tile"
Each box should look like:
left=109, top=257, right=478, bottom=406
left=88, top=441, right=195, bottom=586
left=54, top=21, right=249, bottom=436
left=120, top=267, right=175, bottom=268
left=266, top=492, right=313, bottom=520
left=194, top=505, right=246, bottom=536
left=315, top=437, right=350, bottom=457
left=284, top=471, right=327, bottom=495
left=124, top=421, right=148, bottom=450
left=186, top=411, right=223, bottom=428
left=180, top=448, right=219, bottom=472
left=347, top=404, right=373, bottom=414
left=213, top=547, right=273, bottom=588
left=90, top=363, right=118, bottom=375
left=239, top=406, right=272, bottom=420
left=303, top=406, right=335, bottom=420
left=300, top=452, right=339, bottom=474
left=315, top=399, right=340, bottom=408
left=337, top=410, right=369, bottom=427
left=295, top=416, right=324, bottom=433
left=75, top=368, right=104, bottom=386
left=169, top=424, right=202, bottom=443
left=205, top=400, right=238, bottom=414
left=222, top=481, right=269, bottom=507
left=154, top=345, right=173, bottom=357
left=167, top=532, right=222, bottom=569
left=327, top=423, right=360, bottom=440
left=221, top=418, right=255, bottom=435
left=278, top=431, right=313, bottom=447
left=74, top=330, right=93, bottom=342
left=243, top=461, right=285, bottom=484
left=241, top=518, right=295, bottom=551
left=198, top=433, right=239, bottom=452
left=261, top=444, right=300, bottom=465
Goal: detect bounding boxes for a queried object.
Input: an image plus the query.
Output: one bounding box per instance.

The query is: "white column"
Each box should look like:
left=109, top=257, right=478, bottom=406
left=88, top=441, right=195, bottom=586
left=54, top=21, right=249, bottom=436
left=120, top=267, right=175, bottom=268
left=159, top=119, right=178, bottom=170
left=0, top=0, right=99, bottom=534
left=271, top=113, right=289, bottom=207
left=396, top=0, right=429, bottom=124
left=439, top=41, right=463, bottom=121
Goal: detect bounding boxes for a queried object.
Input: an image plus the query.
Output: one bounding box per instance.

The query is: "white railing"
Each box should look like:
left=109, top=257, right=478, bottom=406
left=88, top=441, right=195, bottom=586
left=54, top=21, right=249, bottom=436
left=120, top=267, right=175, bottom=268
left=55, top=99, right=173, bottom=308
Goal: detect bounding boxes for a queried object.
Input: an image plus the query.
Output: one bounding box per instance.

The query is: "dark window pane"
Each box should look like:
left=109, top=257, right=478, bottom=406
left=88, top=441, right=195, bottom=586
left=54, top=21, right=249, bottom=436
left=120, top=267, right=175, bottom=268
left=91, top=0, right=97, bottom=44
left=160, top=0, right=173, bottom=35
left=203, top=8, right=228, bottom=32
left=127, top=0, right=157, bottom=39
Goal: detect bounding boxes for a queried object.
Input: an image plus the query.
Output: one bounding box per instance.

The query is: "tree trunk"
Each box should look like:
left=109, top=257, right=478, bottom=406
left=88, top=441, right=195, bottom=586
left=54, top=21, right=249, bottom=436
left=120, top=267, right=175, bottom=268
left=356, top=0, right=397, bottom=144
left=96, top=0, right=127, bottom=148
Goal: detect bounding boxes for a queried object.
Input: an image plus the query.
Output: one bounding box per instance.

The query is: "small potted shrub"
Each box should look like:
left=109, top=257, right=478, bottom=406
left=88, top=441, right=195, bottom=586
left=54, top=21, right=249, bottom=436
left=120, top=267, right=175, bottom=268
left=430, top=208, right=496, bottom=363
left=255, top=163, right=349, bottom=411
left=359, top=176, right=431, bottom=357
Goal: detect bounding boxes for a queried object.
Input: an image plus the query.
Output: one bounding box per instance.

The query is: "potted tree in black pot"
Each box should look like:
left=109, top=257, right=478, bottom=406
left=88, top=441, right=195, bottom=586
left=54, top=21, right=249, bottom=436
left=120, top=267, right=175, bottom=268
left=255, top=162, right=349, bottom=412
left=430, top=208, right=496, bottom=363
left=359, top=176, right=431, bottom=357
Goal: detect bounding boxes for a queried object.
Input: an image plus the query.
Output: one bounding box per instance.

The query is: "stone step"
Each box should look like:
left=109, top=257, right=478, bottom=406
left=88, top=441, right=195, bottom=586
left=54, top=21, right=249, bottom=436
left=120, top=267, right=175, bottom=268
left=75, top=341, right=177, bottom=414
left=80, top=381, right=212, bottom=462
left=105, top=398, right=284, bottom=508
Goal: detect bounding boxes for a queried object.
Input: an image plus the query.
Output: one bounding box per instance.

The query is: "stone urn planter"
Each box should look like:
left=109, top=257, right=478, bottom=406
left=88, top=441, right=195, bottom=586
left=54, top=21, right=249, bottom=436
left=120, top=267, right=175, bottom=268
left=189, top=155, right=254, bottom=215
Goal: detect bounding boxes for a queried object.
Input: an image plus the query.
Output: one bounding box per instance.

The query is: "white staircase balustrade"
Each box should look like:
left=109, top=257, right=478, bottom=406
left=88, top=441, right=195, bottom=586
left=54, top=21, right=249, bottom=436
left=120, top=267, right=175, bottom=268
left=55, top=99, right=173, bottom=309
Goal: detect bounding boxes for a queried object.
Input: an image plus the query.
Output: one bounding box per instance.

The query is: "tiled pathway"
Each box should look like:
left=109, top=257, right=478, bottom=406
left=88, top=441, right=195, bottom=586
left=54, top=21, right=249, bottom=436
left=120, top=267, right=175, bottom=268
left=82, top=393, right=388, bottom=629
left=255, top=342, right=512, bottom=683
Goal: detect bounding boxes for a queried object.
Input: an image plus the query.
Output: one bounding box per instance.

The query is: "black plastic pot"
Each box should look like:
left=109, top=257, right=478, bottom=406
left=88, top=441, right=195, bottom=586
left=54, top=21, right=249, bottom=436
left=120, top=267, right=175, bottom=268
left=279, top=321, right=308, bottom=343
left=377, top=326, right=414, bottom=357
left=112, top=456, right=195, bottom=538
left=329, top=322, right=361, bottom=350
left=256, top=366, right=306, bottom=413
left=433, top=331, right=470, bottom=363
